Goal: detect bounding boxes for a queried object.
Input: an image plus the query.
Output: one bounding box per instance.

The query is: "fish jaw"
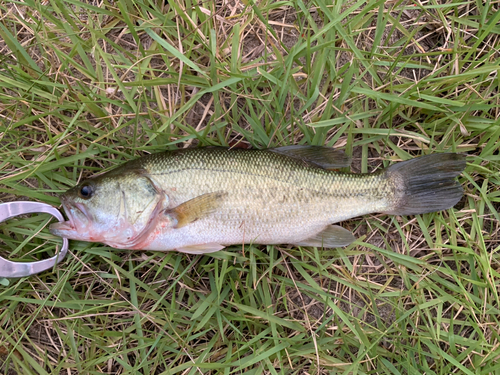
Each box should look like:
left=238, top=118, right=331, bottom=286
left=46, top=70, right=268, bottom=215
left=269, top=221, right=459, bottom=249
left=49, top=220, right=95, bottom=242
left=49, top=195, right=166, bottom=249
left=49, top=198, right=97, bottom=242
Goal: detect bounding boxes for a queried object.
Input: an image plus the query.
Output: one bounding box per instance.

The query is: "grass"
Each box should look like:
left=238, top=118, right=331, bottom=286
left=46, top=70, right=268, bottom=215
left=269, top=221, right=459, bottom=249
left=0, top=0, right=499, bottom=373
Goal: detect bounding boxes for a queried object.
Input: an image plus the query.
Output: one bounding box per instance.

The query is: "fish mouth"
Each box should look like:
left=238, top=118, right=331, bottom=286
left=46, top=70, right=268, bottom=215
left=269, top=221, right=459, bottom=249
left=49, top=198, right=89, bottom=238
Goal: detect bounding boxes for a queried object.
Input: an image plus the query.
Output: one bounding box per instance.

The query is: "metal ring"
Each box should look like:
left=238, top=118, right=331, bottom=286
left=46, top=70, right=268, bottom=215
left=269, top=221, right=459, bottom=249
left=0, top=202, right=68, bottom=278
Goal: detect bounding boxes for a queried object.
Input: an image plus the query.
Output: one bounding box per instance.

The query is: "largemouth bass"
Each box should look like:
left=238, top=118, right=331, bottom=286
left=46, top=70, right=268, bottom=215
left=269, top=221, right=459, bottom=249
left=49, top=147, right=466, bottom=254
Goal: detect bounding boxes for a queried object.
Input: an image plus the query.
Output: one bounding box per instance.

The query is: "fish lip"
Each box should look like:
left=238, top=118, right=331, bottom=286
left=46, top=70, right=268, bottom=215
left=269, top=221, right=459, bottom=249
left=49, top=198, right=75, bottom=236
left=49, top=220, right=75, bottom=233
left=60, top=196, right=76, bottom=230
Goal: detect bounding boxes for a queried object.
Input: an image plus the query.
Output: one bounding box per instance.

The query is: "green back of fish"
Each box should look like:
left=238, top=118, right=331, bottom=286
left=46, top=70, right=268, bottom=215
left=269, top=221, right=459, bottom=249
left=123, top=148, right=392, bottom=227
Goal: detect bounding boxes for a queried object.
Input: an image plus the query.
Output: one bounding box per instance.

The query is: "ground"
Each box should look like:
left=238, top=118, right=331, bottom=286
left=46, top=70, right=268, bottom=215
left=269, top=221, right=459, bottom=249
left=0, top=0, right=499, bottom=374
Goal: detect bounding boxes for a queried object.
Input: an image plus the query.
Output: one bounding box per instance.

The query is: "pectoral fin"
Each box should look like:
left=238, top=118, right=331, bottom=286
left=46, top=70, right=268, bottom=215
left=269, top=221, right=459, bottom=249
left=270, top=145, right=351, bottom=169
left=176, top=243, right=225, bottom=254
left=294, top=225, right=356, bottom=248
left=166, top=191, right=226, bottom=228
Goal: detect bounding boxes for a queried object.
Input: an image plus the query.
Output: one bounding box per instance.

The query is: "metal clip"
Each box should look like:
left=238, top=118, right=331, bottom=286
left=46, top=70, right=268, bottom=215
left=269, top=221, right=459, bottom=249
left=0, top=202, right=68, bottom=278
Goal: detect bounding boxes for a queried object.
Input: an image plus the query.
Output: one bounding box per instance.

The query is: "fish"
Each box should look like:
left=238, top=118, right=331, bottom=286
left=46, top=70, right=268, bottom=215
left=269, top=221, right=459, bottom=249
left=49, top=146, right=466, bottom=254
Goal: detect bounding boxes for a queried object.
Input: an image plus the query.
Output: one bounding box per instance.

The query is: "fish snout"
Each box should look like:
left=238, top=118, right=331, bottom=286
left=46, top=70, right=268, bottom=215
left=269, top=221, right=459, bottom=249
left=49, top=198, right=90, bottom=239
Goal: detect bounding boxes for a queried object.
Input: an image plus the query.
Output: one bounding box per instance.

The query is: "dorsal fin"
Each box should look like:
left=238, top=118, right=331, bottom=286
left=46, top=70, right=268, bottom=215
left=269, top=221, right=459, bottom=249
left=269, top=145, right=351, bottom=169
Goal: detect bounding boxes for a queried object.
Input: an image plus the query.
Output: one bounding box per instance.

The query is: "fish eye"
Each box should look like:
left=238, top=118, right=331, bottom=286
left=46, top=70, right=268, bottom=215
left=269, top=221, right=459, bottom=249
left=78, top=184, right=94, bottom=199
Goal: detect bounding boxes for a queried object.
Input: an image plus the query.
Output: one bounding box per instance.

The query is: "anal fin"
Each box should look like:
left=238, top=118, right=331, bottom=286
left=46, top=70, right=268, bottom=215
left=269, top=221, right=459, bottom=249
left=293, top=225, right=355, bottom=248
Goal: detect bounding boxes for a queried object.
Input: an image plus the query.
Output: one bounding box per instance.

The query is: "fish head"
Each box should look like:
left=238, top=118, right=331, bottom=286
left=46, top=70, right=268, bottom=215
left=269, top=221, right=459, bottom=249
left=50, top=171, right=167, bottom=249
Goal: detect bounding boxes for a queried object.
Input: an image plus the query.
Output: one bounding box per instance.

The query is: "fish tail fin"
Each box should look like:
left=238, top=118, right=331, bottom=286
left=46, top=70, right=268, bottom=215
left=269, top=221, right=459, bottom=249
left=384, top=153, right=466, bottom=215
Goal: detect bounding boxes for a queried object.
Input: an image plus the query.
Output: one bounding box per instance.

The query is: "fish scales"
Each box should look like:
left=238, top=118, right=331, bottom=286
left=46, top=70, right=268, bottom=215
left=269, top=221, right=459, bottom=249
left=138, top=149, right=391, bottom=249
left=50, top=147, right=466, bottom=253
